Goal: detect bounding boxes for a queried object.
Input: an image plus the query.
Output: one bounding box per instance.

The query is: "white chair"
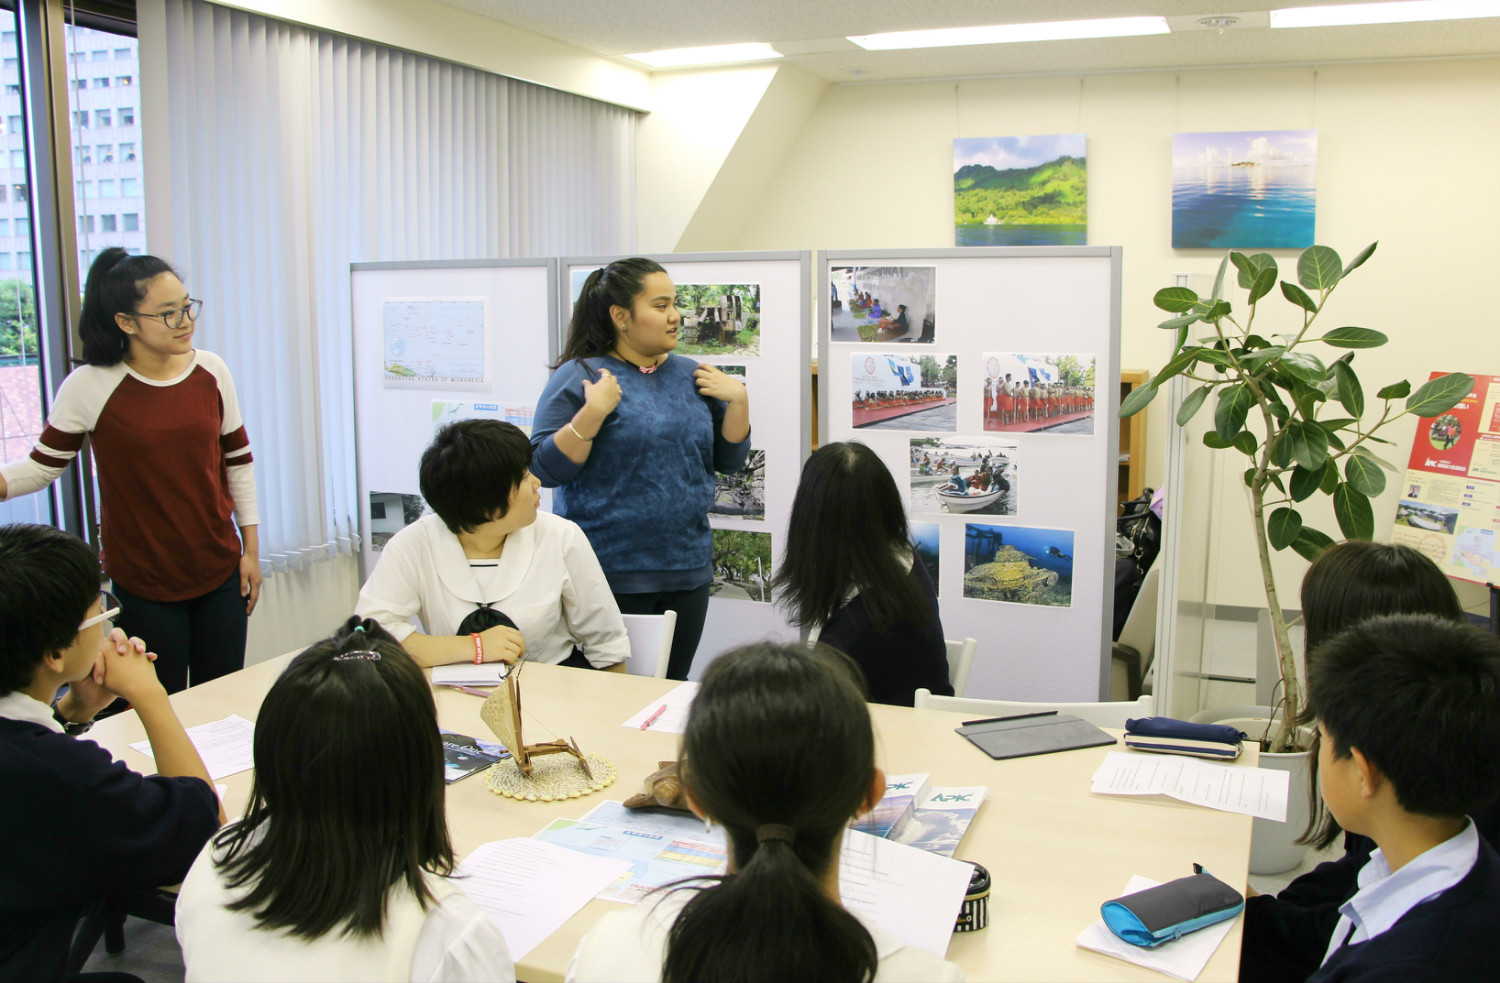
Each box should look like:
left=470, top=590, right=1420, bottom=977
left=1111, top=563, right=1160, bottom=701
left=945, top=637, right=977, bottom=697
left=913, top=689, right=1155, bottom=730
left=622, top=611, right=677, bottom=679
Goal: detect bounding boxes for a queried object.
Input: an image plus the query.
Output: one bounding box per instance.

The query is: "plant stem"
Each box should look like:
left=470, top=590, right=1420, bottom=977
left=1251, top=402, right=1303, bottom=753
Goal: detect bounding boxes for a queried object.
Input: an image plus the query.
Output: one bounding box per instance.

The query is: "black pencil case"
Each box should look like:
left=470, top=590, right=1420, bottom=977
left=1100, top=865, right=1244, bottom=948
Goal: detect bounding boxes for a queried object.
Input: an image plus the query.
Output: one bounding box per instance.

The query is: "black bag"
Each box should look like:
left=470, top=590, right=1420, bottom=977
left=1113, top=488, right=1161, bottom=639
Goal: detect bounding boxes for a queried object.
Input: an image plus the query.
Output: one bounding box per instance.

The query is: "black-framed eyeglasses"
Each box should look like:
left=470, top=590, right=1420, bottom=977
left=80, top=591, right=122, bottom=632
left=133, top=299, right=203, bottom=331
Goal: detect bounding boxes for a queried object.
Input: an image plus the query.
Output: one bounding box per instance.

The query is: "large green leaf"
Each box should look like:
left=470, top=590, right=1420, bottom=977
left=1233, top=431, right=1259, bottom=456
left=1158, top=313, right=1202, bottom=332
left=1196, top=349, right=1235, bottom=368
left=1318, top=417, right=1357, bottom=432
left=1377, top=379, right=1411, bottom=400
left=1211, top=253, right=1229, bottom=302
left=1332, top=360, right=1364, bottom=418
left=1320, top=462, right=1340, bottom=494
left=1342, top=241, right=1377, bottom=278
left=1176, top=385, right=1212, bottom=426
left=1320, top=327, right=1389, bottom=349
left=1155, top=286, right=1200, bottom=313
left=1203, top=432, right=1233, bottom=450
left=1203, top=300, right=1232, bottom=320
left=1281, top=280, right=1318, bottom=313
left=1298, top=245, right=1343, bottom=291
left=1151, top=347, right=1203, bottom=388
left=1325, top=430, right=1346, bottom=451
left=1287, top=419, right=1330, bottom=469
left=1268, top=507, right=1304, bottom=550
left=1290, top=380, right=1324, bottom=420
left=1119, top=381, right=1157, bottom=418
left=1231, top=251, right=1255, bottom=288
left=1333, top=482, right=1375, bottom=540
left=1248, top=266, right=1278, bottom=306
left=1352, top=444, right=1398, bottom=472
left=1290, top=525, right=1337, bottom=562
left=1344, top=454, right=1387, bottom=497
left=1405, top=373, right=1474, bottom=417
left=1281, top=351, right=1328, bottom=385
left=1240, top=346, right=1286, bottom=374
left=1270, top=431, right=1294, bottom=468
left=1214, top=385, right=1254, bottom=443
left=1290, top=462, right=1327, bottom=502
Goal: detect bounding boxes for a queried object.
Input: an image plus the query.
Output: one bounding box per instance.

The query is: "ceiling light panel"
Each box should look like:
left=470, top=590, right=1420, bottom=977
left=848, top=16, right=1171, bottom=51
left=1271, top=1, right=1500, bottom=29
left=625, top=42, right=782, bottom=69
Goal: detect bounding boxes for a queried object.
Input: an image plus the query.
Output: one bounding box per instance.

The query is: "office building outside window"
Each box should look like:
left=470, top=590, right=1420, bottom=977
left=66, top=25, right=145, bottom=275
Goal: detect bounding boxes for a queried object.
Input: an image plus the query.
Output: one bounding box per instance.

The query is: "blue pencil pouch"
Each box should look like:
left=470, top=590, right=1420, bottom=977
left=1100, top=865, right=1244, bottom=948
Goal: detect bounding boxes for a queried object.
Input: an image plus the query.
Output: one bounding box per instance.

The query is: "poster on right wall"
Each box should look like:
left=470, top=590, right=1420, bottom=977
left=1172, top=129, right=1317, bottom=249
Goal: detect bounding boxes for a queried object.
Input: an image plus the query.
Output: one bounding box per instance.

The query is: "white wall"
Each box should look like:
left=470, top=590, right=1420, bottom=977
left=713, top=57, right=1499, bottom=614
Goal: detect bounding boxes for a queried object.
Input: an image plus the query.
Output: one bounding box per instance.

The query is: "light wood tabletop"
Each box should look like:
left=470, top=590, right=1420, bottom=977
left=88, top=655, right=1253, bottom=983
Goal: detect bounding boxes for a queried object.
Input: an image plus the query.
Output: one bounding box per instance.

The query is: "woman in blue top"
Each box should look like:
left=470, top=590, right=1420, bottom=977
left=531, top=259, right=750, bottom=680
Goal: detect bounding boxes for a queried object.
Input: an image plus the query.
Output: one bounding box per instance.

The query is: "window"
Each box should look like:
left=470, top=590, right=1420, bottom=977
left=94, top=109, right=111, bottom=127
left=117, top=75, right=133, bottom=86
left=3, top=84, right=18, bottom=96
left=8, top=149, right=22, bottom=168
left=0, top=218, right=8, bottom=235
left=94, top=77, right=109, bottom=88
left=0, top=185, right=7, bottom=203
left=119, top=142, right=135, bottom=161
left=73, top=110, right=88, bottom=128
left=0, top=253, right=10, bottom=270
left=119, top=106, right=134, bottom=125
left=3, top=58, right=16, bottom=71
left=15, top=217, right=28, bottom=237
left=100, top=214, right=115, bottom=232
left=97, top=179, right=115, bottom=198
left=120, top=178, right=137, bottom=197
left=122, top=212, right=138, bottom=232
left=11, top=183, right=24, bottom=200
left=18, top=251, right=30, bottom=267
left=1, top=31, right=14, bottom=44
left=73, top=78, right=87, bottom=90
left=113, top=48, right=129, bottom=59
left=6, top=116, right=20, bottom=134
left=97, top=144, right=112, bottom=162
left=90, top=49, right=109, bottom=61
left=76, top=180, right=91, bottom=198
left=78, top=215, right=92, bottom=235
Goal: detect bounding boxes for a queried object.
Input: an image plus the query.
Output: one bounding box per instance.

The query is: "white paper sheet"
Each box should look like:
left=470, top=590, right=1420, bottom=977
left=431, top=663, right=507, bottom=687
left=1091, top=751, right=1289, bottom=822
left=839, top=828, right=974, bottom=957
left=455, top=838, right=631, bottom=960
left=129, top=714, right=255, bottom=780
left=621, top=682, right=699, bottom=734
left=1075, top=875, right=1239, bottom=981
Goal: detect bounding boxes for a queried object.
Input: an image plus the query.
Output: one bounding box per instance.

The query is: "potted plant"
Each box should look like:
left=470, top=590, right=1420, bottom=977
left=1119, top=243, right=1471, bottom=867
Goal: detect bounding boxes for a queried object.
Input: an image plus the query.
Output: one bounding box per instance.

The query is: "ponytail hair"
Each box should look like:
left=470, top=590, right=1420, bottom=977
left=79, top=247, right=178, bottom=366
left=556, top=257, right=667, bottom=368
left=663, top=643, right=879, bottom=982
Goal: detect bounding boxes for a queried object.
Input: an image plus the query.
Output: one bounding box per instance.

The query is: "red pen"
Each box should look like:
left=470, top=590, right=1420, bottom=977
left=640, top=704, right=668, bottom=730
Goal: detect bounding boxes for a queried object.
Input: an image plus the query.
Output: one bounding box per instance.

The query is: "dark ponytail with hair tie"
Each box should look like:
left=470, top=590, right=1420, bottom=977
left=79, top=247, right=179, bottom=366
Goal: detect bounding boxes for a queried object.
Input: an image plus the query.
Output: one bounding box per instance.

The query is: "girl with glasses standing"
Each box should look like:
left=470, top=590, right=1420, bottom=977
left=0, top=247, right=260, bottom=693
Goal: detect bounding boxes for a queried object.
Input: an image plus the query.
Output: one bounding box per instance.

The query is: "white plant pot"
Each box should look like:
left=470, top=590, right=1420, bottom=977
left=1189, top=705, right=1312, bottom=876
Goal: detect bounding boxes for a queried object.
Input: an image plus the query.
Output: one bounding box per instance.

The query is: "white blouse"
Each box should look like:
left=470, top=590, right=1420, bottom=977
left=566, top=888, right=964, bottom=982
left=175, top=839, right=514, bottom=983
left=356, top=512, right=629, bottom=668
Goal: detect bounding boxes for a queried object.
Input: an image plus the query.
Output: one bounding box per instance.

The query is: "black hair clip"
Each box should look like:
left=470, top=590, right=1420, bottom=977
left=333, top=650, right=381, bottom=662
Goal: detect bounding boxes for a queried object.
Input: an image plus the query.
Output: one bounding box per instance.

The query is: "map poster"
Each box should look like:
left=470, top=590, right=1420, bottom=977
left=1392, top=372, right=1500, bottom=586
left=382, top=297, right=487, bottom=387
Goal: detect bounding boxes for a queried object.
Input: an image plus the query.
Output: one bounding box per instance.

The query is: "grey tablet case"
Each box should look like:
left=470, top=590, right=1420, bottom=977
left=957, top=713, right=1116, bottom=760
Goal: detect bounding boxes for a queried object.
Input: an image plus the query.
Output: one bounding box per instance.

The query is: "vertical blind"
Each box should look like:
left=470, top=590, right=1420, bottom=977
left=162, top=0, right=636, bottom=570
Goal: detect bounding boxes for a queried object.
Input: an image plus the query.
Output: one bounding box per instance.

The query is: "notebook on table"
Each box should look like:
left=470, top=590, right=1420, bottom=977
left=956, top=711, right=1116, bottom=760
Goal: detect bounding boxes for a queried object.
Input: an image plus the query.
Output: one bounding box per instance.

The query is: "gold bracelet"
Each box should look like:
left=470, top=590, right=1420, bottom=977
left=567, top=422, right=595, bottom=442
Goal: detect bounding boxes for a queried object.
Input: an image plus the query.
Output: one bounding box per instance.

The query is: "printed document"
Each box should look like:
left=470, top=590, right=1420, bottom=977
left=1091, top=751, right=1289, bottom=822
left=130, top=714, right=255, bottom=780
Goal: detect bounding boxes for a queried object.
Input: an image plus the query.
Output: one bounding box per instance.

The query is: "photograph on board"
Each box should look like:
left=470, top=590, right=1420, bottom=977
left=1172, top=130, right=1317, bottom=249
left=981, top=352, right=1095, bottom=435
left=676, top=283, right=761, bottom=358
left=910, top=522, right=941, bottom=598
left=369, top=492, right=428, bottom=551
left=851, top=352, right=958, bottom=432
left=1395, top=499, right=1459, bottom=535
left=1428, top=414, right=1461, bottom=451
left=830, top=266, right=935, bottom=344
left=953, top=134, right=1086, bottom=247
left=963, top=523, right=1073, bottom=607
left=710, top=529, right=773, bottom=603
left=910, top=437, right=1019, bottom=517
left=711, top=448, right=765, bottom=520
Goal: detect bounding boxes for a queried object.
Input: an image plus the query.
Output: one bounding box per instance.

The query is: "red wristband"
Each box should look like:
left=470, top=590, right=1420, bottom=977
left=471, top=633, right=484, bottom=665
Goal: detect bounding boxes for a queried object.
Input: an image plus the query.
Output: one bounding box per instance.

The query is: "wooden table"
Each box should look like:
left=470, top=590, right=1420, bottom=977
left=89, top=657, right=1253, bottom=982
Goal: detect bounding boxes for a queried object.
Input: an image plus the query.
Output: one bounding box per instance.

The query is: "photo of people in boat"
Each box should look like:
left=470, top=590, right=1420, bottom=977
left=981, top=352, right=1096, bottom=435
left=851, top=352, right=958, bottom=431
left=962, top=524, right=1073, bottom=607
left=911, top=522, right=941, bottom=598
left=1428, top=414, right=1461, bottom=451
left=830, top=266, right=935, bottom=344
left=1395, top=499, right=1459, bottom=535
left=909, top=437, right=1019, bottom=517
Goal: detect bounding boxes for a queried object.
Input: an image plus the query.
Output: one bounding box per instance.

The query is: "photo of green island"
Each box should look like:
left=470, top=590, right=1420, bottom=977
left=953, top=134, right=1086, bottom=246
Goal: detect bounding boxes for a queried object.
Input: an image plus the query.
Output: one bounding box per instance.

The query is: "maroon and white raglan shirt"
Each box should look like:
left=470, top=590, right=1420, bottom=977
left=0, top=351, right=258, bottom=601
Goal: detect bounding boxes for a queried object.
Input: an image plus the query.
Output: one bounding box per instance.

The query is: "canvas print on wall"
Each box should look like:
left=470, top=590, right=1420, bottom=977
left=1172, top=130, right=1317, bottom=249
left=963, top=523, right=1074, bottom=607
left=910, top=437, right=1019, bottom=517
left=953, top=134, right=1086, bottom=246
left=851, top=352, right=958, bottom=431
left=830, top=266, right=936, bottom=343
left=981, top=352, right=1096, bottom=435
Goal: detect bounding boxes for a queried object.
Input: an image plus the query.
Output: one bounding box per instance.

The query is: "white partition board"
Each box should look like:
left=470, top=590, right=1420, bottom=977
left=352, top=260, right=556, bottom=582
left=559, top=252, right=811, bottom=675
left=820, top=248, right=1122, bottom=702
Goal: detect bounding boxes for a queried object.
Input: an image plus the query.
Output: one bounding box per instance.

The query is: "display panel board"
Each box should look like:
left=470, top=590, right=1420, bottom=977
left=558, top=252, right=812, bottom=676
left=352, top=260, right=557, bottom=582
left=820, top=248, right=1122, bottom=701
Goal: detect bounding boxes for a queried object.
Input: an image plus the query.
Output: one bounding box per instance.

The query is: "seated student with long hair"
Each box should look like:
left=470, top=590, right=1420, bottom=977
left=774, top=442, right=952, bottom=706
left=567, top=642, right=963, bottom=982
left=1240, top=540, right=1498, bottom=982
left=1298, top=614, right=1500, bottom=980
left=175, top=618, right=514, bottom=983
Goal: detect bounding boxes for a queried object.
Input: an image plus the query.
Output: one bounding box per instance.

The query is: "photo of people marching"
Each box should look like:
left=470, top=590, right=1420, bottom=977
left=981, top=352, right=1096, bottom=435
